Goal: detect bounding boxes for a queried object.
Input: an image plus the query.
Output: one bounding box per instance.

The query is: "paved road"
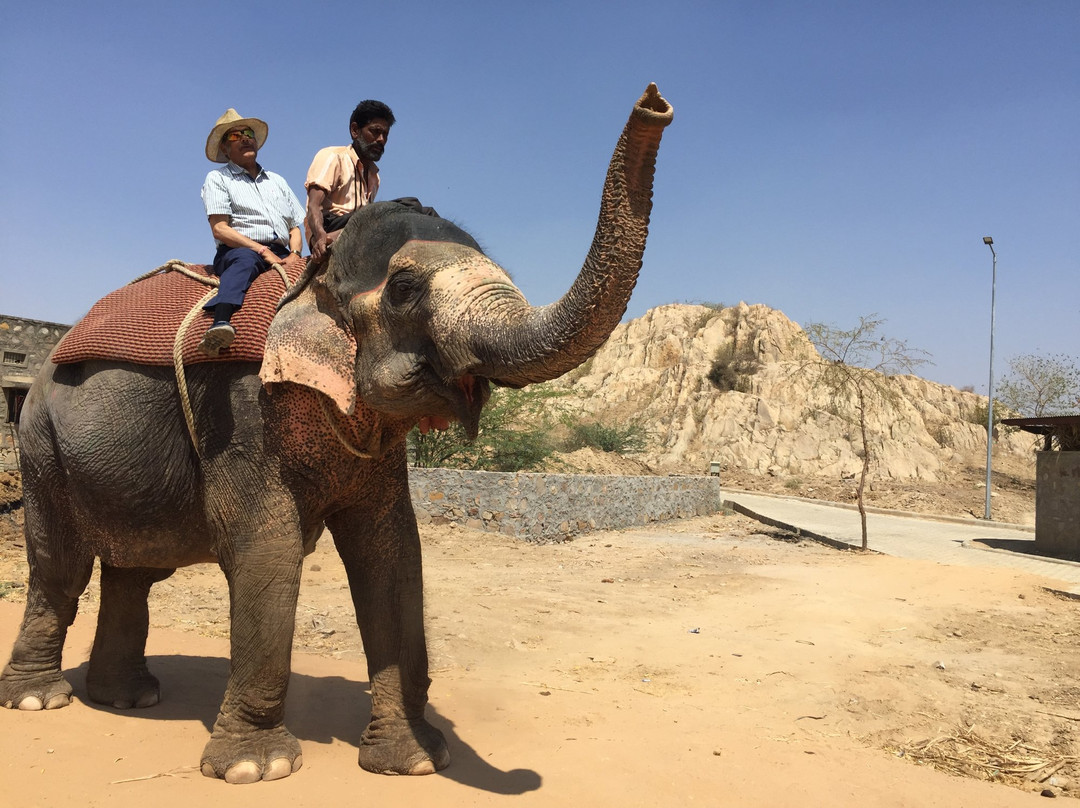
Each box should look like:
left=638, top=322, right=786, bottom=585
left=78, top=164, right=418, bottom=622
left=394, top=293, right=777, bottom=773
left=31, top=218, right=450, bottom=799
left=719, top=488, right=1080, bottom=596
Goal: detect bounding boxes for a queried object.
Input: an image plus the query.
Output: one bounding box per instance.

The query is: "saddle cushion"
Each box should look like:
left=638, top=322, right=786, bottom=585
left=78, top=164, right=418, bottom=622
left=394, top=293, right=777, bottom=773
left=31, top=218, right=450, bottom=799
left=52, top=262, right=306, bottom=366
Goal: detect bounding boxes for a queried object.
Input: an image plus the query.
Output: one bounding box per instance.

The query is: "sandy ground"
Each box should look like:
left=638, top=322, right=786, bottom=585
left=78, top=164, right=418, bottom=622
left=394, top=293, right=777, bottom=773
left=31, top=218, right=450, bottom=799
left=1, top=508, right=1078, bottom=807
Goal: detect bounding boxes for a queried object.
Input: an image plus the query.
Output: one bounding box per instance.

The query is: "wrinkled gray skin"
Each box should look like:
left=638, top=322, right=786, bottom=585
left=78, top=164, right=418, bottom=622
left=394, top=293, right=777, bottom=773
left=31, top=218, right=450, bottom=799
left=0, top=86, right=672, bottom=784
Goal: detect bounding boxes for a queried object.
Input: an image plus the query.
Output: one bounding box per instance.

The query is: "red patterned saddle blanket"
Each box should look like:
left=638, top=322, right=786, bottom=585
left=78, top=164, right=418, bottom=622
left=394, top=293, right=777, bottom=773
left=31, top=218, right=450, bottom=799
left=52, top=261, right=306, bottom=366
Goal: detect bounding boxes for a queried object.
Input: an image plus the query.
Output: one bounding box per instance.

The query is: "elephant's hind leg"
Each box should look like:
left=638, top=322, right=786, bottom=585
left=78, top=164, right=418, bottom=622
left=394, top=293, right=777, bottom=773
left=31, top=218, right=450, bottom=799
left=86, top=565, right=175, bottom=709
left=0, top=560, right=93, bottom=711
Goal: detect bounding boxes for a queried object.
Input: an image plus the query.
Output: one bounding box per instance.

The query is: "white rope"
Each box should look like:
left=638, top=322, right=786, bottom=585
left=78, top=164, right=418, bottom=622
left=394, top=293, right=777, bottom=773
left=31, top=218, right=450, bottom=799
left=128, top=259, right=294, bottom=453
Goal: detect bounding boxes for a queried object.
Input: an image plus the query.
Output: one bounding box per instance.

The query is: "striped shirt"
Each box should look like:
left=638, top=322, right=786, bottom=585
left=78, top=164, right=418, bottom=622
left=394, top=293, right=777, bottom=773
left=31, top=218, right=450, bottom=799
left=201, top=162, right=305, bottom=248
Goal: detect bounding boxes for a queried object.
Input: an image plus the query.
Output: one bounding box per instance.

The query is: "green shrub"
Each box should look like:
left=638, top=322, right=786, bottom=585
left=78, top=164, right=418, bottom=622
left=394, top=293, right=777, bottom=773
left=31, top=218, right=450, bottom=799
left=965, top=403, right=990, bottom=428
left=564, top=420, right=648, bottom=454
left=966, top=402, right=1017, bottom=433
left=707, top=341, right=760, bottom=393
left=477, top=424, right=555, bottom=472
left=408, top=423, right=474, bottom=469
left=407, top=387, right=561, bottom=471
left=928, top=421, right=953, bottom=449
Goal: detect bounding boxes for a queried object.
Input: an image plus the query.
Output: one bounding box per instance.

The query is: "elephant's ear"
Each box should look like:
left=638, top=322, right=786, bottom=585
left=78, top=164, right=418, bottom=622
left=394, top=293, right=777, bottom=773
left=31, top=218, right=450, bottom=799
left=261, top=281, right=357, bottom=415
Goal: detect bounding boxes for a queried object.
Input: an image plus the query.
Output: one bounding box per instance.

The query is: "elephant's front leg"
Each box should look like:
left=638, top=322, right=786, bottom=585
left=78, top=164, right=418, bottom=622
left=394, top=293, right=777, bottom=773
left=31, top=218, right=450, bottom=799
left=200, top=530, right=305, bottom=784
left=328, top=479, right=449, bottom=775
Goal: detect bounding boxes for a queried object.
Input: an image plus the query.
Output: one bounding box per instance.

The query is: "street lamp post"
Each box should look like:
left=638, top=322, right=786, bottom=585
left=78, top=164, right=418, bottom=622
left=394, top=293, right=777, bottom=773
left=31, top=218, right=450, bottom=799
left=983, top=235, right=997, bottom=521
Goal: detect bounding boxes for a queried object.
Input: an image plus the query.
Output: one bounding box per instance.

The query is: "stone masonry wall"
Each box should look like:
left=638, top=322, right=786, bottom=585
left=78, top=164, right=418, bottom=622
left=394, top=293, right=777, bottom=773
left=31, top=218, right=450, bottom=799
left=408, top=467, right=723, bottom=543
left=1, top=315, right=71, bottom=469
left=0, top=315, right=70, bottom=397
left=1035, top=451, right=1080, bottom=561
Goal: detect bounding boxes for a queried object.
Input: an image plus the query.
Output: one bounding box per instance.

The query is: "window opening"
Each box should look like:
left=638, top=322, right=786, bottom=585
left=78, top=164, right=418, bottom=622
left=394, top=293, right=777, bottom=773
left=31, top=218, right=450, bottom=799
left=4, top=389, right=26, bottom=423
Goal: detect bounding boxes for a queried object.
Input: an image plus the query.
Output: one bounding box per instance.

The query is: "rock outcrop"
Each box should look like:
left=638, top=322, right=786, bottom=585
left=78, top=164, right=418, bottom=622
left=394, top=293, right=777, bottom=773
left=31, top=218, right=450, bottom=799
left=544, top=303, right=1030, bottom=481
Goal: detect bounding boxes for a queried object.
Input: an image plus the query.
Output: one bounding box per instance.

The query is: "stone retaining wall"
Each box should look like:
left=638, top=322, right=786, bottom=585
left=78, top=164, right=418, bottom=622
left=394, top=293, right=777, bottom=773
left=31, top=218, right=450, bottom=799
left=408, top=467, right=723, bottom=542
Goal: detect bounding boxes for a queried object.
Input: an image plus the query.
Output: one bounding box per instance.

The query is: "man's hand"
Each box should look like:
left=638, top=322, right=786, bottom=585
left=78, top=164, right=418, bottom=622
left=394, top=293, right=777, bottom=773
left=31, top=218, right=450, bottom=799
left=282, top=252, right=304, bottom=271
left=311, top=229, right=344, bottom=263
left=305, top=187, right=329, bottom=262
left=310, top=230, right=329, bottom=263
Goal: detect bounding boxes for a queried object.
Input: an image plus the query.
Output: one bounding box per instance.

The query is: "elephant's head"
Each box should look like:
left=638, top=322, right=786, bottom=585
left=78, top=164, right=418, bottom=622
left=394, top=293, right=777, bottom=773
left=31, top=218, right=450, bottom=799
left=262, top=84, right=673, bottom=447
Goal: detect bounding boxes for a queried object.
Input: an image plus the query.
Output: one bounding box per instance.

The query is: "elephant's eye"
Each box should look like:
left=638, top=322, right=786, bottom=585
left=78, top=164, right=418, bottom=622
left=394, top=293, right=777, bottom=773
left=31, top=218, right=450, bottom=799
left=386, top=272, right=420, bottom=307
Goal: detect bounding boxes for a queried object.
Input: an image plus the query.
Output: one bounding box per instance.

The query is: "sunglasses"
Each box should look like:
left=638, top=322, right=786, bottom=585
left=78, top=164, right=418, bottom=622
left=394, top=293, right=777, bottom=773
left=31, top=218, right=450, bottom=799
left=223, top=128, right=256, bottom=142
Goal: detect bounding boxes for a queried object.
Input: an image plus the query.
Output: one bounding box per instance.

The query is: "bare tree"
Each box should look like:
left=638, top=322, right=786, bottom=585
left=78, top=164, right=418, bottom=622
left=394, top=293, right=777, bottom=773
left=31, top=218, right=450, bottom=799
left=798, top=315, right=931, bottom=550
left=997, top=353, right=1080, bottom=418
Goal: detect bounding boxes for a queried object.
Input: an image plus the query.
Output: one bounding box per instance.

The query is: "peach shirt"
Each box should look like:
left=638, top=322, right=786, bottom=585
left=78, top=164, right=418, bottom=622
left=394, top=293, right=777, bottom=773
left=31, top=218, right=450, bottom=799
left=304, top=145, right=380, bottom=216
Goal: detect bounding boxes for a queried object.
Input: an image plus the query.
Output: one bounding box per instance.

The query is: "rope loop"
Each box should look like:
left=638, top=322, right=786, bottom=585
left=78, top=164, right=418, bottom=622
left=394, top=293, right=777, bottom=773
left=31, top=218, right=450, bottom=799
left=140, top=259, right=297, bottom=454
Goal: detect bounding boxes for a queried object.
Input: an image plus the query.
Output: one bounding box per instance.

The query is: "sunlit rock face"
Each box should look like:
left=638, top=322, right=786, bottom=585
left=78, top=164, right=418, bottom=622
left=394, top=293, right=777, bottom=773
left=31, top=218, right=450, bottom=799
left=544, top=303, right=1031, bottom=481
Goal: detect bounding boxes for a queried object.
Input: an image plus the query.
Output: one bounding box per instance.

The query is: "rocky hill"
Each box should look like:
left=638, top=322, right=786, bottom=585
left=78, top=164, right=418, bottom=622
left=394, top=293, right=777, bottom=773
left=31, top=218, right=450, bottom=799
left=542, top=302, right=1036, bottom=523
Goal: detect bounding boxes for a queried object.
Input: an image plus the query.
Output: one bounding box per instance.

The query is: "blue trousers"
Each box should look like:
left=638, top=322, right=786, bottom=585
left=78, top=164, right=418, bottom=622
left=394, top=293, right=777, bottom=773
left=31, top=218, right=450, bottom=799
left=204, top=243, right=290, bottom=310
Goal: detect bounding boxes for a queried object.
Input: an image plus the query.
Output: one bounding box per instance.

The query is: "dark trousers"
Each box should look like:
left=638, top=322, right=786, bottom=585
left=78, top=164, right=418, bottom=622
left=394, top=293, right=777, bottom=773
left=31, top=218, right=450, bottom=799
left=204, top=243, right=289, bottom=310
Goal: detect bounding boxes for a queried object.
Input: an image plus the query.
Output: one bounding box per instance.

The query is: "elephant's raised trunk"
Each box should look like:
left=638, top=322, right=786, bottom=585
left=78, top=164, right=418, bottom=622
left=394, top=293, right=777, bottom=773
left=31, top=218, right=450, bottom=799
left=464, top=84, right=673, bottom=387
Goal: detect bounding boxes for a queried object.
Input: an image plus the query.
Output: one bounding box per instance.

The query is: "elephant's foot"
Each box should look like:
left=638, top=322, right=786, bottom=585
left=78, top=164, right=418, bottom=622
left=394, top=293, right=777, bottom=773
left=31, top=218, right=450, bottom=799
left=0, top=666, right=73, bottom=710
left=357, top=716, right=450, bottom=775
left=200, top=724, right=303, bottom=784
left=86, top=666, right=160, bottom=709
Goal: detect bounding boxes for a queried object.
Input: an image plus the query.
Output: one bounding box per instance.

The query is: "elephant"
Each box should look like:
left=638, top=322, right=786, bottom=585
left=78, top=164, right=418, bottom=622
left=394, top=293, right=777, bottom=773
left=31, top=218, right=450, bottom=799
left=0, top=84, right=672, bottom=783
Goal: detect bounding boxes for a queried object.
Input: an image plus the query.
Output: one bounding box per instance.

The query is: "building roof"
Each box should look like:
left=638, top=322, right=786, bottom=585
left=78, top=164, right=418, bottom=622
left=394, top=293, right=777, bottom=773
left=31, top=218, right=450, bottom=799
left=1001, top=415, right=1080, bottom=435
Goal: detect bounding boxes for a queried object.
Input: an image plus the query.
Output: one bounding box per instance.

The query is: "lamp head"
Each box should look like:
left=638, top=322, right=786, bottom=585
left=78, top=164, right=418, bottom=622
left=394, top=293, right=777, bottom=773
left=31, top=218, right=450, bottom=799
left=983, top=236, right=993, bottom=245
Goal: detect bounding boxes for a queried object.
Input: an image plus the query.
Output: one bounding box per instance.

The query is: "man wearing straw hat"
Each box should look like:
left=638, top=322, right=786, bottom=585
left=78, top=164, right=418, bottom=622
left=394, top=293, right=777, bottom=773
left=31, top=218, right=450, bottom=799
left=199, top=109, right=305, bottom=356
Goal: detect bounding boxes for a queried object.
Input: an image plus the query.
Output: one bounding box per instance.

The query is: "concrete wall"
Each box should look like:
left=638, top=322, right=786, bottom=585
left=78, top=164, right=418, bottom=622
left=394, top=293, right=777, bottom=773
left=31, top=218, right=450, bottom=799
left=408, top=467, right=723, bottom=542
left=1035, top=451, right=1080, bottom=561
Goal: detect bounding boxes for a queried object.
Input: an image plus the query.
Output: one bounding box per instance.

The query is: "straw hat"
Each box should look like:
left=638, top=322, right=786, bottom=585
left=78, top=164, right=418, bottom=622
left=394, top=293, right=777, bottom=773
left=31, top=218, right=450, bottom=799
left=205, top=108, right=269, bottom=163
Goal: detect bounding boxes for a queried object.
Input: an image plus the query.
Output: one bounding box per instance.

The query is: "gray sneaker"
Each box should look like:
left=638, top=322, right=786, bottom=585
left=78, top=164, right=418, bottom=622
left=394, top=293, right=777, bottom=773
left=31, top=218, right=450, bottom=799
left=198, top=321, right=236, bottom=357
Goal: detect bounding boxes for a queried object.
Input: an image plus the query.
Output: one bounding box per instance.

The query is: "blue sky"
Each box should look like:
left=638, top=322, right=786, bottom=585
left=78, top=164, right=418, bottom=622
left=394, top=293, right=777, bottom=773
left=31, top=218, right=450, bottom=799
left=1, top=1, right=1076, bottom=391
